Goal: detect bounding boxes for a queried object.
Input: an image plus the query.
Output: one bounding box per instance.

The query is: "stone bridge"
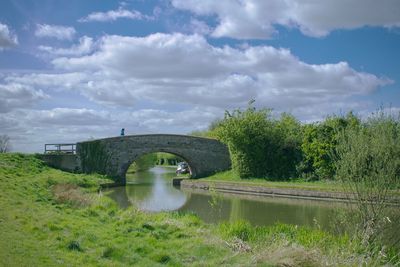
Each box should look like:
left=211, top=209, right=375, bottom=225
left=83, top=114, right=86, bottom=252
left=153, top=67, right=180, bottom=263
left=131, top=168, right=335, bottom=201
left=74, top=134, right=231, bottom=184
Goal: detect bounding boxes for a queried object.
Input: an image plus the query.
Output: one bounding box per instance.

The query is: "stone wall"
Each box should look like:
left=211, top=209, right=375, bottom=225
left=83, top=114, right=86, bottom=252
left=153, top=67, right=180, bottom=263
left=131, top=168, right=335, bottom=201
left=37, top=154, right=79, bottom=173
left=76, top=134, right=231, bottom=184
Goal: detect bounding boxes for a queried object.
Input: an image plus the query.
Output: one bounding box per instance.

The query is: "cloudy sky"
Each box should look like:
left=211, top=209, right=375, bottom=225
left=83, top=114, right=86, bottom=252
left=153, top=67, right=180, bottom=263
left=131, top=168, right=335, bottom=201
left=1, top=0, right=399, bottom=152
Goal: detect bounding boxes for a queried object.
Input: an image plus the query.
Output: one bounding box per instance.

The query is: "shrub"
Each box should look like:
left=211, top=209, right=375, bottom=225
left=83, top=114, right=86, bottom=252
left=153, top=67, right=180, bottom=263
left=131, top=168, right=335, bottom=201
left=212, top=105, right=302, bottom=179
left=274, top=113, right=303, bottom=178
left=211, top=105, right=275, bottom=178
left=67, top=240, right=83, bottom=251
left=300, top=112, right=360, bottom=180
left=335, top=111, right=400, bottom=248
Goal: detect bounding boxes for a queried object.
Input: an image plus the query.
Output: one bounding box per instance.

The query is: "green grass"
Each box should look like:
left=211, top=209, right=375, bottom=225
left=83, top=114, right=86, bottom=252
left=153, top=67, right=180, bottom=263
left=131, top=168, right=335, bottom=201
left=0, top=153, right=396, bottom=266
left=0, top=153, right=244, bottom=266
left=202, top=170, right=345, bottom=192
left=202, top=170, right=400, bottom=198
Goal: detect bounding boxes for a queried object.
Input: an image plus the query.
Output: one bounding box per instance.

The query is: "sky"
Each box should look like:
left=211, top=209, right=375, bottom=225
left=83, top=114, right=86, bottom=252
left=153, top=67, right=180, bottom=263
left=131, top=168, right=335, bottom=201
left=1, top=0, right=400, bottom=153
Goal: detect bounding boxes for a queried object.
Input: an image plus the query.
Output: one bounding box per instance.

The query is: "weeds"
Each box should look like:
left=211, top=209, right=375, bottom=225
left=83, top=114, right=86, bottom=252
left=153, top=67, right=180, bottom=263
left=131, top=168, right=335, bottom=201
left=67, top=240, right=83, bottom=251
left=52, top=183, right=92, bottom=207
left=208, top=183, right=224, bottom=214
left=219, top=220, right=254, bottom=241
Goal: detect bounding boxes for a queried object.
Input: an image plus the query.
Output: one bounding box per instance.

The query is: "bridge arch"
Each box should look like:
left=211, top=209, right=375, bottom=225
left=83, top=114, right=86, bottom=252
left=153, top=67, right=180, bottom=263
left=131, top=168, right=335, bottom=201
left=76, top=134, right=231, bottom=184
left=123, top=149, right=196, bottom=178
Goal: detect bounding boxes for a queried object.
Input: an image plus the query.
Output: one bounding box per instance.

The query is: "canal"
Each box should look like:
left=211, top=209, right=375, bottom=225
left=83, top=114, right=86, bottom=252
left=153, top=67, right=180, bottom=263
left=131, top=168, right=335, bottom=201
left=105, top=166, right=343, bottom=230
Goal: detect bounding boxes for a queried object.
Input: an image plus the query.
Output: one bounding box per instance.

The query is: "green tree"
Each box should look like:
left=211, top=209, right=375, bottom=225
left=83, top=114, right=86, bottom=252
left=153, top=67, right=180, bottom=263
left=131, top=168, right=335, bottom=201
left=211, top=105, right=275, bottom=178
left=128, top=153, right=158, bottom=173
left=212, top=105, right=302, bottom=179
left=274, top=113, right=303, bottom=178
left=156, top=152, right=183, bottom=166
left=300, top=112, right=360, bottom=180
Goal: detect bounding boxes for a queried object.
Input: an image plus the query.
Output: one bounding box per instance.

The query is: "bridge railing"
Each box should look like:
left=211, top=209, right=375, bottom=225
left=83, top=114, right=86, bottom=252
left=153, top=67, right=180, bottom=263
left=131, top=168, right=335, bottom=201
left=44, top=143, right=76, bottom=154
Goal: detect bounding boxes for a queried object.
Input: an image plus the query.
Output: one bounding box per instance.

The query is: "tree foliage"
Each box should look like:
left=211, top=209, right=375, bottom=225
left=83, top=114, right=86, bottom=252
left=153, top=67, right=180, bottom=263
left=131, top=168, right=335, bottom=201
left=210, top=105, right=400, bottom=253
left=128, top=152, right=184, bottom=173
left=79, top=140, right=110, bottom=175
left=211, top=105, right=302, bottom=179
left=210, top=105, right=371, bottom=181
left=274, top=113, right=303, bottom=178
left=299, top=112, right=360, bottom=180
left=156, top=152, right=183, bottom=166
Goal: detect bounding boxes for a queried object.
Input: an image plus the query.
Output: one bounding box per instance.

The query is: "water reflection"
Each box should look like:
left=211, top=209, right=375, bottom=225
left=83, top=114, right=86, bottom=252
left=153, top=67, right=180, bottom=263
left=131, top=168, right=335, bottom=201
left=106, top=166, right=187, bottom=211
left=105, top=166, right=342, bottom=229
left=179, top=189, right=338, bottom=228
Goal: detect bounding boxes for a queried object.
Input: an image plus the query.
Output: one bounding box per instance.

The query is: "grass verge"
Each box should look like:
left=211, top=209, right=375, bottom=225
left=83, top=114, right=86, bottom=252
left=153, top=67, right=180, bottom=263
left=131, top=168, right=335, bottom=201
left=0, top=153, right=397, bottom=266
left=202, top=170, right=345, bottom=192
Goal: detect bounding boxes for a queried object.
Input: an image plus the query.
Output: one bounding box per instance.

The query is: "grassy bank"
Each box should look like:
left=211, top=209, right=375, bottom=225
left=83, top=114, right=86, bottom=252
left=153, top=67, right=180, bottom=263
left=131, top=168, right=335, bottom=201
left=0, top=153, right=396, bottom=266
left=202, top=170, right=344, bottom=192
left=202, top=171, right=400, bottom=200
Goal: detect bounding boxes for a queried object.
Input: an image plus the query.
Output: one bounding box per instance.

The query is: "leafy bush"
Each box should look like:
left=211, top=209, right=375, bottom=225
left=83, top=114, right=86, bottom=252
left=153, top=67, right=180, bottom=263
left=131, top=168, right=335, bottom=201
left=211, top=105, right=276, bottom=178
left=212, top=105, right=302, bottom=179
left=335, top=111, right=400, bottom=248
left=300, top=112, right=360, bottom=180
left=274, top=113, right=303, bottom=178
left=79, top=140, right=110, bottom=175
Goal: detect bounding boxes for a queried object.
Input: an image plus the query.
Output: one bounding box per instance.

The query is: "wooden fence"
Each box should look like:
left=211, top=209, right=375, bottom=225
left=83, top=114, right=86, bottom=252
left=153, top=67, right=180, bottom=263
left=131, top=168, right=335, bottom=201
left=44, top=143, right=76, bottom=154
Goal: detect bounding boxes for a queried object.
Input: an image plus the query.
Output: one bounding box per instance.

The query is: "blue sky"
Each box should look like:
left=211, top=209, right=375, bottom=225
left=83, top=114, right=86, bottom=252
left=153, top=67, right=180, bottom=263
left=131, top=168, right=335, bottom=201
left=1, top=0, right=399, bottom=152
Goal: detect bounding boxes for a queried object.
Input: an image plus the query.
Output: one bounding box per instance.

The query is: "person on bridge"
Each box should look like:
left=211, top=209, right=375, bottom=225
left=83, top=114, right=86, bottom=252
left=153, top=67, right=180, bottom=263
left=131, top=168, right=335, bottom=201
left=120, top=128, right=125, bottom=136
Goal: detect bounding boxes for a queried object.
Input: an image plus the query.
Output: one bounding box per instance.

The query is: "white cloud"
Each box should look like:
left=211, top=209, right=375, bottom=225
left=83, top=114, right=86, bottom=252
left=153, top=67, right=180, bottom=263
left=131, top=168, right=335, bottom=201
left=38, top=36, right=94, bottom=56
left=52, top=33, right=224, bottom=78
left=186, top=18, right=211, bottom=35
left=172, top=0, right=400, bottom=38
left=0, top=107, right=221, bottom=152
left=1, top=32, right=394, bottom=153
left=0, top=83, right=48, bottom=113
left=0, top=108, right=111, bottom=152
left=48, top=33, right=391, bottom=110
left=35, top=24, right=76, bottom=40
left=32, top=108, right=110, bottom=125
left=0, top=23, right=18, bottom=50
left=79, top=7, right=150, bottom=22
left=5, top=72, right=87, bottom=93
left=123, top=107, right=221, bottom=132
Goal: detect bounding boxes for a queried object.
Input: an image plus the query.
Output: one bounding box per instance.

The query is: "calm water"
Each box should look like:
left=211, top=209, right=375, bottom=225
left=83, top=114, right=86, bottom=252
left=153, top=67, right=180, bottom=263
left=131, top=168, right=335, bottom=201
left=105, top=166, right=342, bottom=229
